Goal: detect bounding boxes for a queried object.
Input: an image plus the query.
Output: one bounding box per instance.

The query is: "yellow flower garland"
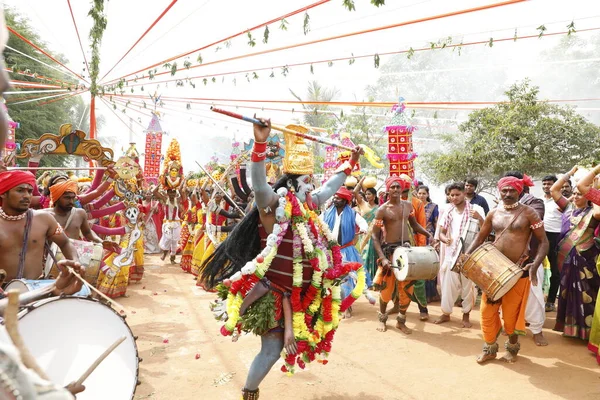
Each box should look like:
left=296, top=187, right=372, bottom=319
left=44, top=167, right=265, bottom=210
left=224, top=292, right=243, bottom=332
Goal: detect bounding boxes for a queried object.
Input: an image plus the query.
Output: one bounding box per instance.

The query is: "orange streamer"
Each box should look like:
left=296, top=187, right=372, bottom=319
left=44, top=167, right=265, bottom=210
left=100, top=0, right=180, bottom=82
left=111, top=0, right=527, bottom=86
left=101, top=0, right=333, bottom=85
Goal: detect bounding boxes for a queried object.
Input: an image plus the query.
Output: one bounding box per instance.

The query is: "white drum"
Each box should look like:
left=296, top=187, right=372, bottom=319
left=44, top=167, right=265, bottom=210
left=461, top=218, right=480, bottom=252
left=11, top=296, right=139, bottom=400
left=392, top=246, right=440, bottom=281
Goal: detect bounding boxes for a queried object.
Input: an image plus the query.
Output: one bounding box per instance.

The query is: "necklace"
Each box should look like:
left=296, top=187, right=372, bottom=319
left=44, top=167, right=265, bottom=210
left=0, top=207, right=27, bottom=221
left=503, top=202, right=520, bottom=210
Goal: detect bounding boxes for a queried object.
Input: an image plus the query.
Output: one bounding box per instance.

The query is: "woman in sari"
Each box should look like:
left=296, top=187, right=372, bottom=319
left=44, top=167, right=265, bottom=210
left=417, top=185, right=440, bottom=302
left=353, top=176, right=379, bottom=284
left=576, top=166, right=600, bottom=364
left=551, top=169, right=600, bottom=342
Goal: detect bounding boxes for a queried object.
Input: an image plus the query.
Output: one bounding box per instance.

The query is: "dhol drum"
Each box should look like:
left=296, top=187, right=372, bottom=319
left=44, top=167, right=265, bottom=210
left=461, top=243, right=523, bottom=302
left=10, top=296, right=139, bottom=400
left=461, top=218, right=480, bottom=252
left=4, top=279, right=91, bottom=297
left=46, top=240, right=103, bottom=285
left=392, top=246, right=440, bottom=281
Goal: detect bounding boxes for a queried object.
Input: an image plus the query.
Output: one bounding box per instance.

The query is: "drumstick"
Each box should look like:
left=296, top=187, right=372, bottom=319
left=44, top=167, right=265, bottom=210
left=74, top=336, right=126, bottom=386
left=60, top=265, right=127, bottom=313
left=4, top=290, right=51, bottom=381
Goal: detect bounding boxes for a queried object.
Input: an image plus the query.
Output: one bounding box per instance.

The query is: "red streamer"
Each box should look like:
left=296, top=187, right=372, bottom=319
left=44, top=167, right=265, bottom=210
left=101, top=0, right=332, bottom=85
left=100, top=0, right=180, bottom=83
left=111, top=0, right=527, bottom=86
left=7, top=26, right=88, bottom=83
left=66, top=0, right=91, bottom=75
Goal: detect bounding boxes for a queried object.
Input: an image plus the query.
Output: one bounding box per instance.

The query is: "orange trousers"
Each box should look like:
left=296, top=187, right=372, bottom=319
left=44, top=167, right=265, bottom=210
left=480, top=277, right=531, bottom=343
left=374, top=266, right=414, bottom=313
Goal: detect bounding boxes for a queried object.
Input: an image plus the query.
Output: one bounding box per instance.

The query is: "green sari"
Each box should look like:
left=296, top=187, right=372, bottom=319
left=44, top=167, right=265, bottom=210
left=360, top=206, right=379, bottom=282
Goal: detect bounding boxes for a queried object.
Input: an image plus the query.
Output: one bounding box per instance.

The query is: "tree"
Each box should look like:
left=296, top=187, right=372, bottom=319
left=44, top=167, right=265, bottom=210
left=4, top=8, right=83, bottom=168
left=420, top=80, right=600, bottom=191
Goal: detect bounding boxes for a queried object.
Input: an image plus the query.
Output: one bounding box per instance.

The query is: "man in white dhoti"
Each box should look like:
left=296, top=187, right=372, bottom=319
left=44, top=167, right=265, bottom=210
left=435, top=182, right=484, bottom=328
left=158, top=189, right=185, bottom=263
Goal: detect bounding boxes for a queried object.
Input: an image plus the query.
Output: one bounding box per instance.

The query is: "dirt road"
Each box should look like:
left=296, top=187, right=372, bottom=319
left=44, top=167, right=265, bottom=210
left=123, top=255, right=600, bottom=400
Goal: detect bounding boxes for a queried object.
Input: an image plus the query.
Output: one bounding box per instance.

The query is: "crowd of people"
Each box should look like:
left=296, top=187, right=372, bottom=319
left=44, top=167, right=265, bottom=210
left=1, top=119, right=600, bottom=399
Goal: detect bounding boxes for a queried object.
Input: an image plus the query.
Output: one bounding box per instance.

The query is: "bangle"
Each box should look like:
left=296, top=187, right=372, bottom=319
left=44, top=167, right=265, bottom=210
left=251, top=141, right=268, bottom=162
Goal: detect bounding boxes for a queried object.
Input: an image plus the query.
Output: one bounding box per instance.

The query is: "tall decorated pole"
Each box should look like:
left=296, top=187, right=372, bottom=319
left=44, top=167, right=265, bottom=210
left=386, top=98, right=417, bottom=178
left=144, top=112, right=163, bottom=185
left=87, top=0, right=107, bottom=170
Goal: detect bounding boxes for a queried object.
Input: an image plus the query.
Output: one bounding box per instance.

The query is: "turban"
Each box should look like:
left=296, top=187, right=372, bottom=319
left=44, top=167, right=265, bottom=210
left=497, top=174, right=534, bottom=195
left=0, top=171, right=36, bottom=195
left=385, top=176, right=411, bottom=192
left=335, top=187, right=353, bottom=203
left=50, top=180, right=79, bottom=203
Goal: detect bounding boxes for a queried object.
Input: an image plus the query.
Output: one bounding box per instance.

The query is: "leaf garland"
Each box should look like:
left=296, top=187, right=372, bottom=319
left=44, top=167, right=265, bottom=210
left=537, top=24, right=546, bottom=38
left=303, top=13, right=310, bottom=35
left=279, top=18, right=288, bottom=31
left=88, top=0, right=107, bottom=96
left=263, top=25, right=270, bottom=44
left=567, top=21, right=576, bottom=36
left=343, top=0, right=356, bottom=11
left=374, top=54, right=380, bottom=68
left=247, top=32, right=256, bottom=47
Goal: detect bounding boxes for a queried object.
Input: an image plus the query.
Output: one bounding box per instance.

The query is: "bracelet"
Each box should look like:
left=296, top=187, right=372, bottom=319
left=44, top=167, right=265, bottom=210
left=251, top=141, right=268, bottom=162
left=335, top=161, right=353, bottom=176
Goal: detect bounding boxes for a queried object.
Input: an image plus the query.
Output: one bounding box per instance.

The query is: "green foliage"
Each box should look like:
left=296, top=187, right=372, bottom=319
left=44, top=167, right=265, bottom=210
left=240, top=292, right=278, bottom=336
left=420, top=80, right=600, bottom=190
left=196, top=53, right=203, bottom=64
left=279, top=18, right=288, bottom=31
left=343, top=0, right=356, bottom=11
left=247, top=32, right=256, bottom=47
left=371, top=0, right=385, bottom=6
left=303, top=12, right=310, bottom=35
left=567, top=21, right=576, bottom=36
left=4, top=8, right=83, bottom=168
left=88, top=0, right=107, bottom=96
left=374, top=53, right=380, bottom=68
left=263, top=25, right=270, bottom=44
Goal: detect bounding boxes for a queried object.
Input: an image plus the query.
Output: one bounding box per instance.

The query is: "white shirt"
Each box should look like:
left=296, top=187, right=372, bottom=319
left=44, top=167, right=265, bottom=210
left=444, top=204, right=485, bottom=262
left=321, top=208, right=368, bottom=239
left=543, top=197, right=563, bottom=233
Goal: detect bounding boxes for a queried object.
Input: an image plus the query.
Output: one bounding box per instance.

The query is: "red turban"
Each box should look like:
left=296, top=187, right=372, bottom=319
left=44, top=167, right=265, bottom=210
left=497, top=174, right=534, bottom=195
left=385, top=176, right=411, bottom=192
left=335, top=187, right=353, bottom=203
left=49, top=180, right=79, bottom=204
left=0, top=171, right=36, bottom=195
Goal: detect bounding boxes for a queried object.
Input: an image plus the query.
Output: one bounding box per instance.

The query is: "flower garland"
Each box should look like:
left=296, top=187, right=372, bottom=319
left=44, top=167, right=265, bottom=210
left=217, top=185, right=365, bottom=375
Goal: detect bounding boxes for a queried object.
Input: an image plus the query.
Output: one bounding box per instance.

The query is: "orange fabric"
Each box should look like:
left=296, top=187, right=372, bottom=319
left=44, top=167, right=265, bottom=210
left=411, top=197, right=427, bottom=247
left=480, top=277, right=530, bottom=343
left=374, top=266, right=413, bottom=310
left=49, top=180, right=79, bottom=204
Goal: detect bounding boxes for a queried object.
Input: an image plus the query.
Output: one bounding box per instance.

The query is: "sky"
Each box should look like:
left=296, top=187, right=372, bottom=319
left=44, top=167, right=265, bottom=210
left=4, top=0, right=600, bottom=195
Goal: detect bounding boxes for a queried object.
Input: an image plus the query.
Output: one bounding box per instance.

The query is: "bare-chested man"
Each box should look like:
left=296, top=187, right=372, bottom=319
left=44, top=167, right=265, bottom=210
left=372, top=176, right=432, bottom=334
left=463, top=175, right=549, bottom=364
left=44, top=177, right=114, bottom=244
left=0, top=171, right=82, bottom=293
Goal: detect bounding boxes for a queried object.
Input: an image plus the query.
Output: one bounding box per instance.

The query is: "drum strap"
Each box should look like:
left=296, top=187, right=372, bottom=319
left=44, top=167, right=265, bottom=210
left=43, top=242, right=61, bottom=279
left=63, top=209, right=75, bottom=231
left=493, top=206, right=527, bottom=244
left=16, top=210, right=34, bottom=279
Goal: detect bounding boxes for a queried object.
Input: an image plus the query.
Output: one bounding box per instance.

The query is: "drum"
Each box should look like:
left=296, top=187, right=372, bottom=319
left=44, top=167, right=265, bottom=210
left=4, top=279, right=91, bottom=297
left=461, top=243, right=523, bottom=302
left=46, top=240, right=103, bottom=285
left=392, top=246, right=440, bottom=281
left=461, top=218, right=480, bottom=252
left=10, top=296, right=139, bottom=400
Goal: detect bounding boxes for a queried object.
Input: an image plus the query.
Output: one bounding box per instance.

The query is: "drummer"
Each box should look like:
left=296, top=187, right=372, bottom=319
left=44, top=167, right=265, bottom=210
left=43, top=176, right=117, bottom=249
left=0, top=170, right=81, bottom=285
left=463, top=175, right=549, bottom=364
left=372, top=176, right=431, bottom=334
left=435, top=182, right=484, bottom=328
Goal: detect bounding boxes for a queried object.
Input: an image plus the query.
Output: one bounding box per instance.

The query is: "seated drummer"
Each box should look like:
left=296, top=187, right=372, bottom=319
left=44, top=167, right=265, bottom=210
left=371, top=176, right=431, bottom=334
left=0, top=171, right=83, bottom=295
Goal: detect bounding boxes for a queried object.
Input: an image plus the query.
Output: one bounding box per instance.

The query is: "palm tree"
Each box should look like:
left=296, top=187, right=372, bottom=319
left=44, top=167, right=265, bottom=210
left=289, top=81, right=340, bottom=129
